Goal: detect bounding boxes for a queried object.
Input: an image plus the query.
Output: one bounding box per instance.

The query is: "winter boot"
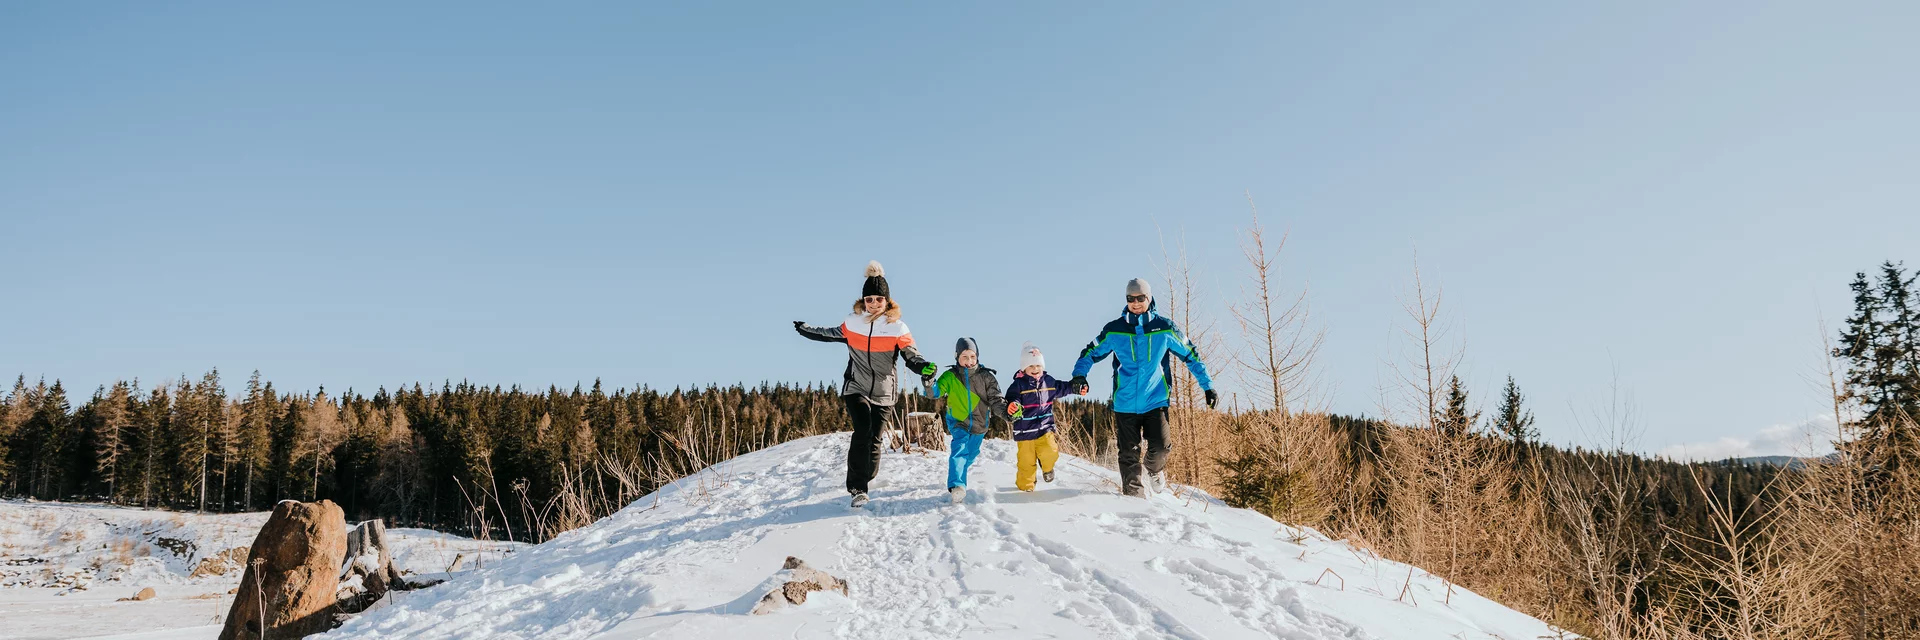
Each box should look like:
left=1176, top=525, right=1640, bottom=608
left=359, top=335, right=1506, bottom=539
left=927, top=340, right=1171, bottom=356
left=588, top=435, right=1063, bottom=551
left=949, top=486, right=966, bottom=504
left=1122, top=485, right=1144, bottom=498
left=1043, top=470, right=1055, bottom=483
left=1150, top=471, right=1169, bottom=493
left=851, top=492, right=869, bottom=508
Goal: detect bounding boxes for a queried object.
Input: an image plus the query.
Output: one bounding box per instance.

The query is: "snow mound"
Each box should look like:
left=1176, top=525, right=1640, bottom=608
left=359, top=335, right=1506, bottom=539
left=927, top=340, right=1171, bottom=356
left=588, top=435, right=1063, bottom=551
left=326, top=433, right=1565, bottom=639
left=0, top=500, right=522, bottom=592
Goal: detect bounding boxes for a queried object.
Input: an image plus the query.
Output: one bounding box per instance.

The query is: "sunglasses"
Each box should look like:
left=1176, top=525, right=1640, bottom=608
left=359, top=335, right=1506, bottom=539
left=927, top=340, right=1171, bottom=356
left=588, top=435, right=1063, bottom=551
left=1126, top=295, right=1148, bottom=303
left=863, top=296, right=888, bottom=304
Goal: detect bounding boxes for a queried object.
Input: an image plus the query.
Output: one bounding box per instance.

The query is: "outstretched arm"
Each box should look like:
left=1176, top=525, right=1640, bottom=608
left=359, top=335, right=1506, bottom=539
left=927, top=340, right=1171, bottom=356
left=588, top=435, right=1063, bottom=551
left=1166, top=331, right=1214, bottom=391
left=793, top=321, right=846, bottom=343
left=900, top=339, right=937, bottom=379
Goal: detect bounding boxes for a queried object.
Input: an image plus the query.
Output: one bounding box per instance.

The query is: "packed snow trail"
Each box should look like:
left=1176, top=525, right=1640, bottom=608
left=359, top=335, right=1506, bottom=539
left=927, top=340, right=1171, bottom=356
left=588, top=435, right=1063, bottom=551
left=325, top=433, right=1565, bottom=640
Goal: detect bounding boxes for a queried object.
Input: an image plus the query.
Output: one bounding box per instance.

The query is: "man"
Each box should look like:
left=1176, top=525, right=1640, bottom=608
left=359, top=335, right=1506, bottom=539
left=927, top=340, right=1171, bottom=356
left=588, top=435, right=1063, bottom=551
left=1070, top=278, right=1217, bottom=497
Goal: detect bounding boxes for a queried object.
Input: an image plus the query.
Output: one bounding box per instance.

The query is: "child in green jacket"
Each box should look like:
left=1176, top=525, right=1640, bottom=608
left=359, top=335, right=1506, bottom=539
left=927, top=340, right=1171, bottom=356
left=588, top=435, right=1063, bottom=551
left=934, top=337, right=1009, bottom=504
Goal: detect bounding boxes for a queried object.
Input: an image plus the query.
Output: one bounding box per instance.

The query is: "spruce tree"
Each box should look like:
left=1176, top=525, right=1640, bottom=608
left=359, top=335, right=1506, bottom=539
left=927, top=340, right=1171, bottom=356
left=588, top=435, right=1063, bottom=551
left=28, top=381, right=72, bottom=498
left=1490, top=375, right=1538, bottom=446
left=1436, top=376, right=1480, bottom=437
left=1835, top=262, right=1920, bottom=469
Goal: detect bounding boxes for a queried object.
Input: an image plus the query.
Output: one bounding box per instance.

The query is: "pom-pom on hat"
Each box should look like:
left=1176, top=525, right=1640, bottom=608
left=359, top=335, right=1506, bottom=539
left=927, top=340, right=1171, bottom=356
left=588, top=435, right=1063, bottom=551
left=1019, top=342, right=1044, bottom=370
left=862, top=261, right=890, bottom=299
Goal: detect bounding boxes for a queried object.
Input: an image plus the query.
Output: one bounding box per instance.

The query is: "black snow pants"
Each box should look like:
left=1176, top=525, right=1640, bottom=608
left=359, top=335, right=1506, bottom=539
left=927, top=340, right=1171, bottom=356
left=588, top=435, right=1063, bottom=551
left=1115, top=408, right=1170, bottom=493
left=844, top=395, right=891, bottom=494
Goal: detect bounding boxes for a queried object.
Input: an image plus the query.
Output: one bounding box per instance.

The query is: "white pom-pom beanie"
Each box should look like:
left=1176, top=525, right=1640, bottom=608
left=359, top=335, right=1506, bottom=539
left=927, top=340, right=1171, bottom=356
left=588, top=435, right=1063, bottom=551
left=1019, top=342, right=1045, bottom=370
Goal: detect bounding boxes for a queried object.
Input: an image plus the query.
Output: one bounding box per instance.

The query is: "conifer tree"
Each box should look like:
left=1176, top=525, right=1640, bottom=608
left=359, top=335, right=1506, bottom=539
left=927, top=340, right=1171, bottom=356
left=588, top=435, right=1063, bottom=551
left=0, top=376, right=31, bottom=493
left=1835, top=261, right=1920, bottom=470
left=27, top=381, right=73, bottom=498
left=92, top=382, right=133, bottom=502
left=1435, top=375, right=1480, bottom=437
left=131, top=383, right=170, bottom=507
left=1490, top=375, right=1538, bottom=446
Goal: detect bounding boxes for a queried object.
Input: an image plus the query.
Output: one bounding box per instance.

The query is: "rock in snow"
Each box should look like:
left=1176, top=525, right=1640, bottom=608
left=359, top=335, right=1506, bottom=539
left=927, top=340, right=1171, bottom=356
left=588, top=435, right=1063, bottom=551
left=750, top=556, right=851, bottom=614
left=322, top=433, right=1567, bottom=639
left=220, top=500, right=346, bottom=640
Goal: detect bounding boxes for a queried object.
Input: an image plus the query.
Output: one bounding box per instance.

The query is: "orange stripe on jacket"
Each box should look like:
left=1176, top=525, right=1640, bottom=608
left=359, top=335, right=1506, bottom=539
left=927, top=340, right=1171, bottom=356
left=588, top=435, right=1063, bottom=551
left=842, top=325, right=914, bottom=352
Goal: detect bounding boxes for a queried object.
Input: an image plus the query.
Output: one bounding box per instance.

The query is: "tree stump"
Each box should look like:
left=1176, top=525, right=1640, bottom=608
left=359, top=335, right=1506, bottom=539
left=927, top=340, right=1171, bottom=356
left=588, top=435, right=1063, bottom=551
left=219, top=500, right=347, bottom=640
left=336, top=519, right=406, bottom=613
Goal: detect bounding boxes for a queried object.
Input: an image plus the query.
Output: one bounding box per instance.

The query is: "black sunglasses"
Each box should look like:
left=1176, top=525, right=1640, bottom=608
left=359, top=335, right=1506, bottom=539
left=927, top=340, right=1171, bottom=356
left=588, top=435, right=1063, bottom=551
left=863, top=296, right=888, bottom=304
left=1126, top=295, right=1148, bottom=303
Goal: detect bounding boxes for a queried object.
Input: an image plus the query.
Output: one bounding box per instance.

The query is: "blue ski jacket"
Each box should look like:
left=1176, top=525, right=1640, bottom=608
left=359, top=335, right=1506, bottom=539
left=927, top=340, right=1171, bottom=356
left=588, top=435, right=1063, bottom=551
left=1071, top=302, right=1213, bottom=414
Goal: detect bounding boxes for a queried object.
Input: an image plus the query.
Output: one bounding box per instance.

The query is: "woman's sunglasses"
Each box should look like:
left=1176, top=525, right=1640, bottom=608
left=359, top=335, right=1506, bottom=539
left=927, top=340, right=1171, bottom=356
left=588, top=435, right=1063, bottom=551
left=1126, top=295, right=1148, bottom=303
left=863, top=296, right=888, bottom=304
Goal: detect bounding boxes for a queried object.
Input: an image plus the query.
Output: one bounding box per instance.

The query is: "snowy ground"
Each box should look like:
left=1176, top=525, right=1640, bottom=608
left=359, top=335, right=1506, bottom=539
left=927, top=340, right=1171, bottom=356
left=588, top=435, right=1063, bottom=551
left=0, top=499, right=522, bottom=639
left=326, top=433, right=1571, bottom=640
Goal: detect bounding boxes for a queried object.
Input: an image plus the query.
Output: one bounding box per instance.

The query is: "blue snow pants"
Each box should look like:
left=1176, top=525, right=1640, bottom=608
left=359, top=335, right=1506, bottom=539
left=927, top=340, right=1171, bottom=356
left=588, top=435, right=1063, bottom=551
left=947, top=424, right=984, bottom=489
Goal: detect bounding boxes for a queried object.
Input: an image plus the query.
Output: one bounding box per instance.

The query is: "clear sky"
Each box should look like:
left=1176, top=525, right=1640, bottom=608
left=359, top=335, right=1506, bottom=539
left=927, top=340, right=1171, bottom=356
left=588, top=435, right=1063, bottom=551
left=4, top=3, right=1916, bottom=459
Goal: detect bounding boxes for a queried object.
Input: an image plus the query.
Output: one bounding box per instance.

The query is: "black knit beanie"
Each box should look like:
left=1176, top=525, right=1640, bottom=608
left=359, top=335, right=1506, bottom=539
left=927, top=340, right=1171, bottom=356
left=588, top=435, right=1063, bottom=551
left=862, top=260, right=890, bottom=299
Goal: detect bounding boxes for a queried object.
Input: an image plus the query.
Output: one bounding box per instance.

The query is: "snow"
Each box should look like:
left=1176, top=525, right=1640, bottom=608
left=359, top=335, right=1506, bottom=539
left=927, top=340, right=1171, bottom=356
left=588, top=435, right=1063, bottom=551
left=321, top=433, right=1568, bottom=639
left=0, top=499, right=523, bottom=639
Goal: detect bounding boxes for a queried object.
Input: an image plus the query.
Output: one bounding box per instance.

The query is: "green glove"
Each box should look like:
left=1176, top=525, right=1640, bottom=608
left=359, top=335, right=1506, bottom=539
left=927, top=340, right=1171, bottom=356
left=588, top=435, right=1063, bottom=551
left=920, top=363, right=938, bottom=376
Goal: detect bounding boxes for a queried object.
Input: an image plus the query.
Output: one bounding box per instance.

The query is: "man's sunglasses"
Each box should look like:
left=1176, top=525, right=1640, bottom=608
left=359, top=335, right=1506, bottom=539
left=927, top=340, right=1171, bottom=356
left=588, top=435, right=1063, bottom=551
left=863, top=296, right=888, bottom=304
left=1126, top=295, right=1148, bottom=303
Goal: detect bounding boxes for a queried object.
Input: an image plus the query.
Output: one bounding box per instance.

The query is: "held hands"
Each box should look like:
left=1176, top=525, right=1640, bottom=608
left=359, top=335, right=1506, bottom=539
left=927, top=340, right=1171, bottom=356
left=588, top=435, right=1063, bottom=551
left=1204, top=389, right=1219, bottom=409
left=1007, top=402, right=1023, bottom=418
left=1069, top=376, right=1090, bottom=395
left=792, top=320, right=807, bottom=335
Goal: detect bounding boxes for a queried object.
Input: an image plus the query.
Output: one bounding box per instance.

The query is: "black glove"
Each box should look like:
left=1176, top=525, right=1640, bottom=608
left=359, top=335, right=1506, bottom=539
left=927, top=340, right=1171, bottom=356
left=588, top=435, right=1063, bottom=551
left=1204, top=389, right=1219, bottom=409
left=793, top=320, right=807, bottom=335
left=920, top=371, right=936, bottom=387
left=1069, top=376, right=1090, bottom=395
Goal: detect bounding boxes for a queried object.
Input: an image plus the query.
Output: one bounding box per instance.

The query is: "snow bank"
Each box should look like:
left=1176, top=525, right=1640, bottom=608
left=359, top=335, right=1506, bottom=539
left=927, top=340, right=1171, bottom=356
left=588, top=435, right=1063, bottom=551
left=0, top=500, right=525, bottom=638
left=0, top=500, right=268, bottom=589
left=325, top=433, right=1569, bottom=640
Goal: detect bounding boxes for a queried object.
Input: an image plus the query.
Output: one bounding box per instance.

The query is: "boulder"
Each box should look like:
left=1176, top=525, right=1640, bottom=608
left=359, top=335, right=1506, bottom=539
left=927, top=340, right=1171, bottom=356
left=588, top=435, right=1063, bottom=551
left=749, top=557, right=849, bottom=614
left=117, top=587, right=156, bottom=602
left=218, top=500, right=347, bottom=640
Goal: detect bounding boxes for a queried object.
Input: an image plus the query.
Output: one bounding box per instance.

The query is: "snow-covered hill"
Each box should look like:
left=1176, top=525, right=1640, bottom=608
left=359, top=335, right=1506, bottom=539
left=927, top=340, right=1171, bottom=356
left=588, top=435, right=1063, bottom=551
left=0, top=500, right=522, bottom=639
left=327, top=433, right=1566, bottom=640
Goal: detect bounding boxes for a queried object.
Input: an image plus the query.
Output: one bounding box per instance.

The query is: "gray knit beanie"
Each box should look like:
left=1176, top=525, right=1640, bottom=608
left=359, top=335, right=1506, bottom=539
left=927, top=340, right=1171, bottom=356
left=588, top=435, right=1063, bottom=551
left=955, top=337, right=979, bottom=358
left=1126, top=278, right=1151, bottom=299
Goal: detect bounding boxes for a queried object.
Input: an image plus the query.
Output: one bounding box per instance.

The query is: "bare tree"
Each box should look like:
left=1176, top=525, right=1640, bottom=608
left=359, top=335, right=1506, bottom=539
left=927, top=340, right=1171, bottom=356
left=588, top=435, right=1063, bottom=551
left=1228, top=193, right=1325, bottom=416
left=1384, top=254, right=1462, bottom=429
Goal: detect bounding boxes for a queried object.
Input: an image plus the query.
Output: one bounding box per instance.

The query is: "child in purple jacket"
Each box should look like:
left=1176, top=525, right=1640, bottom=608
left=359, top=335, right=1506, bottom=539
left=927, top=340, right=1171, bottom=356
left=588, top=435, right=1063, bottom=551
left=1003, top=342, right=1082, bottom=491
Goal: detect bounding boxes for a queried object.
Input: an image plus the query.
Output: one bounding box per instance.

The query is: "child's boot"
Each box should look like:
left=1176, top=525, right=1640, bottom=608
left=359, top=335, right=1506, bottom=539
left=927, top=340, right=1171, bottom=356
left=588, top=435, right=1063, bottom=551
left=949, top=486, right=965, bottom=504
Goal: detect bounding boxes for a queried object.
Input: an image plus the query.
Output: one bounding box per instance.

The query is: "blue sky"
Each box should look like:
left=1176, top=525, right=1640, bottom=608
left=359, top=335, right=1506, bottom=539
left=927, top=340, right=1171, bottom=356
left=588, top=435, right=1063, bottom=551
left=3, top=3, right=1916, bottom=458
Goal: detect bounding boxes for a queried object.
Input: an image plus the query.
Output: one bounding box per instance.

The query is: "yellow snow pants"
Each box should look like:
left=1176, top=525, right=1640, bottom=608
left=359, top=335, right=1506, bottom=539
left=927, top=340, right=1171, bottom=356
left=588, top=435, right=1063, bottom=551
left=1015, top=432, right=1060, bottom=492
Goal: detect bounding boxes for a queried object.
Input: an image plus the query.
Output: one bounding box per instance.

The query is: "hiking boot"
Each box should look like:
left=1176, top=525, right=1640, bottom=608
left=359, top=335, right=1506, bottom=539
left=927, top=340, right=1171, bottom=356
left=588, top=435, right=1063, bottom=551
left=1122, top=485, right=1145, bottom=498
left=949, top=486, right=966, bottom=504
left=1042, top=470, right=1055, bottom=483
left=1150, top=471, right=1169, bottom=492
left=850, top=492, right=869, bottom=508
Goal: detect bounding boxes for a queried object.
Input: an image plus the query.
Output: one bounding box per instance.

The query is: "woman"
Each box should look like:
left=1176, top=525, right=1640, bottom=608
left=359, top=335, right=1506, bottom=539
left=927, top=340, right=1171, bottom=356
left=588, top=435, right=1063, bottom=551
left=794, top=261, right=936, bottom=508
